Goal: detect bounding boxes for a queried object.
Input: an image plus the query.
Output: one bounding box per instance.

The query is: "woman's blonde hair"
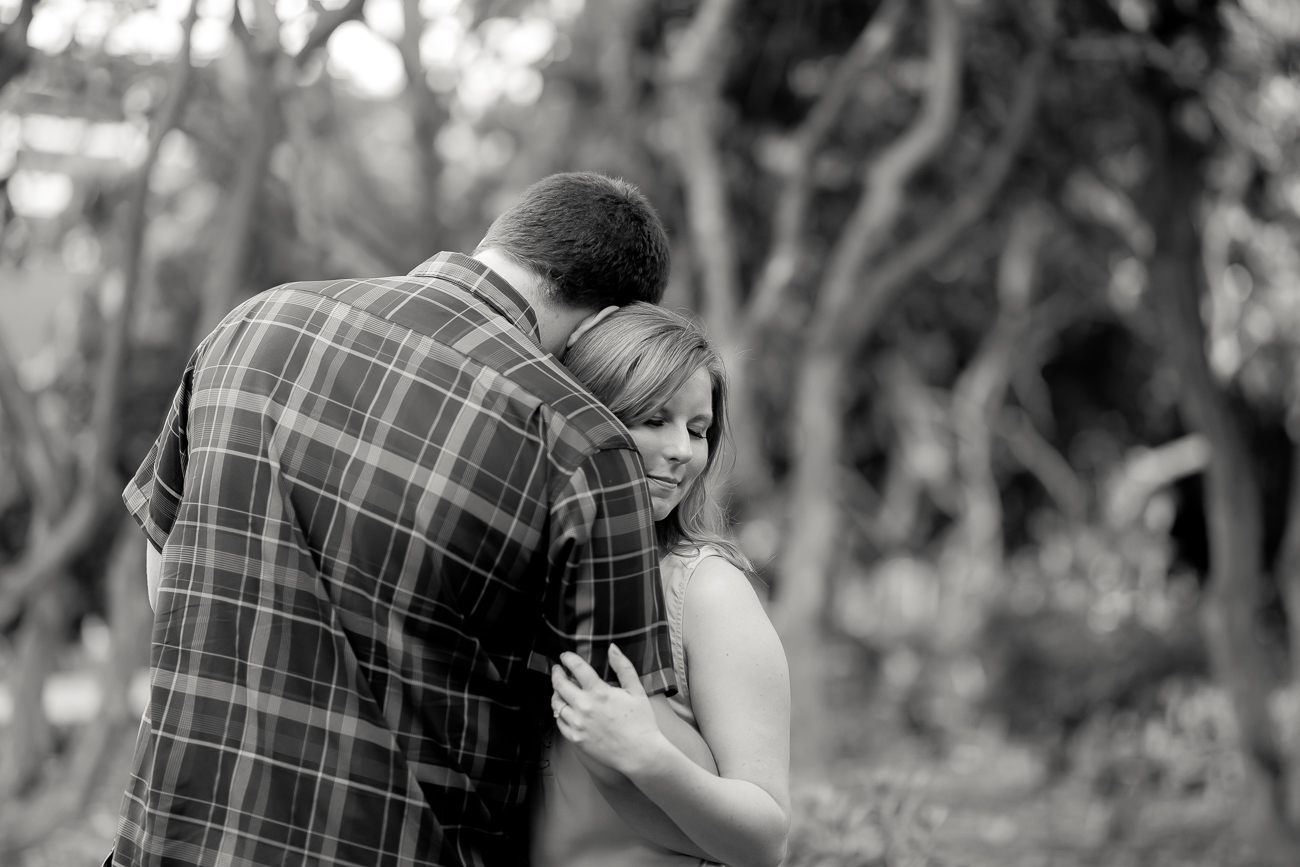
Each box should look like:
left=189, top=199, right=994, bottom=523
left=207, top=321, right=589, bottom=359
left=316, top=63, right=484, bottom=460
left=564, top=303, right=751, bottom=571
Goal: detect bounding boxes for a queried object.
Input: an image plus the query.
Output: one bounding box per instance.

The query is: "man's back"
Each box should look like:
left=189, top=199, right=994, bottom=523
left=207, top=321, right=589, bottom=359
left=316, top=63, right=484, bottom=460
left=116, top=254, right=675, bottom=867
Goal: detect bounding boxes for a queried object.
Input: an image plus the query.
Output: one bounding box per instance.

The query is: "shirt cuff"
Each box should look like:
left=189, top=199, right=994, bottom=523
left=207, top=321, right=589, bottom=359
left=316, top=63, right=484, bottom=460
left=122, top=479, right=169, bottom=552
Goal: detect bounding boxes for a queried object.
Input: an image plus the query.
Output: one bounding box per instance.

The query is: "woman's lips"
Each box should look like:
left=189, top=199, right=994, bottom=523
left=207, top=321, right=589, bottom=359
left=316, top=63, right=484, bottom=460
left=648, top=476, right=680, bottom=489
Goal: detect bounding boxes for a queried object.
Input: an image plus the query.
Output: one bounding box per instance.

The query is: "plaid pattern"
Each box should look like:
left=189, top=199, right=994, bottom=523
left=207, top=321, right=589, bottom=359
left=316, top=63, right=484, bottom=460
left=113, top=253, right=676, bottom=867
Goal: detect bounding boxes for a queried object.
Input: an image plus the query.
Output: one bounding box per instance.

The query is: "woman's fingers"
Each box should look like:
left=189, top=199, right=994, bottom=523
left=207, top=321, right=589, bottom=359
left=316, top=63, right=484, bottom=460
left=551, top=686, right=587, bottom=743
left=549, top=648, right=663, bottom=776
left=555, top=707, right=582, bottom=743
left=607, top=644, right=646, bottom=696
left=559, top=651, right=605, bottom=690
left=552, top=663, right=590, bottom=711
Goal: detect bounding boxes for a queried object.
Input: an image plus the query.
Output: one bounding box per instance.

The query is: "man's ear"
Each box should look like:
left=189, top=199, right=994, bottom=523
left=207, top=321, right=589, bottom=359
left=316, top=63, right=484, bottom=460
left=566, top=306, right=619, bottom=349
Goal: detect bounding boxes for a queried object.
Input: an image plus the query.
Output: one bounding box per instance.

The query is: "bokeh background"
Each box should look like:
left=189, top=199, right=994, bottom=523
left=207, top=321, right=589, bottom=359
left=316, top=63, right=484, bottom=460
left=2, top=0, right=1300, bottom=864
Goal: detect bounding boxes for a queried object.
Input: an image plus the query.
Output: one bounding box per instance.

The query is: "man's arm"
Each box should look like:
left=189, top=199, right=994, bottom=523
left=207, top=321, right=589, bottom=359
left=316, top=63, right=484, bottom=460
left=123, top=345, right=199, bottom=583
left=542, top=446, right=675, bottom=693
left=541, top=446, right=704, bottom=852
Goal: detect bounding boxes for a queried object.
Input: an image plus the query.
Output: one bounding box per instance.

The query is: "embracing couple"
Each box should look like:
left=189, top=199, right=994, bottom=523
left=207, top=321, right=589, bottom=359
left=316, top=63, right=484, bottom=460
left=107, top=173, right=790, bottom=867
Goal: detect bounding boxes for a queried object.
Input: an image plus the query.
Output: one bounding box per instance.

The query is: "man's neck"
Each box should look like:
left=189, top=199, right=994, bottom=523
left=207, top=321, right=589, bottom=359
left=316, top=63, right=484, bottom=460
left=472, top=249, right=593, bottom=356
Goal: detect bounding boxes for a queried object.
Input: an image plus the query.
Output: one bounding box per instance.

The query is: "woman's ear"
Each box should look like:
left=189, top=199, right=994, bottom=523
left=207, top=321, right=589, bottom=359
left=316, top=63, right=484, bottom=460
left=566, top=306, right=619, bottom=350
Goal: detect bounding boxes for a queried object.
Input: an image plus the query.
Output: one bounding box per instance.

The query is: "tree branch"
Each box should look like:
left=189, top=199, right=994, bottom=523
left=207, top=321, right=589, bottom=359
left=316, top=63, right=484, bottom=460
left=195, top=16, right=280, bottom=339
left=811, top=0, right=963, bottom=348
left=664, top=0, right=738, bottom=84
left=0, top=0, right=38, bottom=93
left=0, top=477, right=113, bottom=625
left=997, top=406, right=1088, bottom=521
left=230, top=0, right=252, bottom=48
left=664, top=0, right=742, bottom=325
left=296, top=0, right=366, bottom=66
left=250, top=0, right=282, bottom=52
left=838, top=38, right=1050, bottom=348
left=100, top=0, right=199, bottom=457
left=0, top=330, right=71, bottom=517
left=1279, top=436, right=1300, bottom=679
left=943, top=204, right=1055, bottom=604
left=394, top=0, right=446, bottom=244
left=593, top=0, right=647, bottom=119
left=396, top=0, right=428, bottom=103
left=746, top=0, right=907, bottom=331
left=1103, top=434, right=1211, bottom=529
left=660, top=0, right=780, bottom=508
left=0, top=517, right=150, bottom=851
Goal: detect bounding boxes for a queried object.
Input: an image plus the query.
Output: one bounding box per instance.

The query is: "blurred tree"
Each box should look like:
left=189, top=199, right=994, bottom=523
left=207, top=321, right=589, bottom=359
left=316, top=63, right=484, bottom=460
left=0, top=1, right=198, bottom=810
left=2, top=0, right=1300, bottom=859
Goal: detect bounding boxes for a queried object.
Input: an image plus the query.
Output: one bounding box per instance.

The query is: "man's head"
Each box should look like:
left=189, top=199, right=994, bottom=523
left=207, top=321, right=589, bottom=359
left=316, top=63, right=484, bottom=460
left=474, top=172, right=671, bottom=311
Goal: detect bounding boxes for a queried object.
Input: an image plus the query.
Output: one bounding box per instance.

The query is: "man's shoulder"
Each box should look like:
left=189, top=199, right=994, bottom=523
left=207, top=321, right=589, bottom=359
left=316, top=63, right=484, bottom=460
left=247, top=275, right=637, bottom=459
left=303, top=276, right=631, bottom=439
left=530, top=371, right=635, bottom=457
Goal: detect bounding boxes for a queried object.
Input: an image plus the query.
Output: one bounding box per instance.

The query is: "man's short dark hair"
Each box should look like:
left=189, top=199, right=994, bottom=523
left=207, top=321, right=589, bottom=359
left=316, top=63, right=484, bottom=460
left=475, top=172, right=670, bottom=308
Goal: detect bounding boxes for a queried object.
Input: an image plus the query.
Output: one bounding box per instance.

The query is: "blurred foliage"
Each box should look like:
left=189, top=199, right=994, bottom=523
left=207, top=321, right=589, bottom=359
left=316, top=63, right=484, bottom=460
left=2, top=0, right=1300, bottom=862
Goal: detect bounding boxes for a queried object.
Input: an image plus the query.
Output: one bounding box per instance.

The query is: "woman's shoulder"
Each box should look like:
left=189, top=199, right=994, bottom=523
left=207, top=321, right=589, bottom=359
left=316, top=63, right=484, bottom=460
left=673, top=548, right=769, bottom=638
left=684, top=553, right=758, bottom=608
left=663, top=541, right=761, bottom=604
left=669, top=541, right=746, bottom=574
left=679, top=549, right=786, bottom=683
left=663, top=544, right=757, bottom=632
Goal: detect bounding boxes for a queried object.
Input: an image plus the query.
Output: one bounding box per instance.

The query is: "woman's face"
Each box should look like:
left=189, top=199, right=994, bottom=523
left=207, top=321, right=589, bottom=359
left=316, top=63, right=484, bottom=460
left=628, top=366, right=712, bottom=523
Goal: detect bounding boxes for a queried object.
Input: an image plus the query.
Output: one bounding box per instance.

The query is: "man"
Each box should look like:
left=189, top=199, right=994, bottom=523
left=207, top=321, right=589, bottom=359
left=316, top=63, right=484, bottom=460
left=111, top=172, right=678, bottom=867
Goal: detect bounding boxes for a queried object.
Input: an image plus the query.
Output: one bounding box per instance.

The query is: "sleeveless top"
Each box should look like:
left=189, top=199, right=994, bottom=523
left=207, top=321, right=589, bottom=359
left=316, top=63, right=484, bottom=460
left=530, top=545, right=726, bottom=867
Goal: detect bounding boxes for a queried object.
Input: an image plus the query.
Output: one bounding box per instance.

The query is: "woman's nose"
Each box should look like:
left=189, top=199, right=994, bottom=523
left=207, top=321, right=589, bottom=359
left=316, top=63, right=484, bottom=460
left=663, top=425, right=692, bottom=461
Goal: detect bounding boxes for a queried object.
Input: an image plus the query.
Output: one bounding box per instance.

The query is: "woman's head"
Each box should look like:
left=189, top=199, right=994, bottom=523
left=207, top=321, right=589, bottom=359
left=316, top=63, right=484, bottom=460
left=564, top=303, right=745, bottom=563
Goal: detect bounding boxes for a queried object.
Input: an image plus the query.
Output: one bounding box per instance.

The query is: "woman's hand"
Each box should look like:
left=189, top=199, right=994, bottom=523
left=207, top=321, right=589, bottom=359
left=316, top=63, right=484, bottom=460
left=551, top=644, right=668, bottom=777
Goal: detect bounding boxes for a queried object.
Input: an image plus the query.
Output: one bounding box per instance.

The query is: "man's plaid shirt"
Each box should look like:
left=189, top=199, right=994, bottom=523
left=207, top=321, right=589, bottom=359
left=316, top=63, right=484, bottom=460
left=113, top=253, right=677, bottom=867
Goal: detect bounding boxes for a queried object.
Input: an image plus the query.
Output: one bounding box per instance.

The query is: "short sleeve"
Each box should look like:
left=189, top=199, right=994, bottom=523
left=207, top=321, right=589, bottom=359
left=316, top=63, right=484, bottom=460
left=122, top=345, right=199, bottom=552
left=538, top=446, right=677, bottom=697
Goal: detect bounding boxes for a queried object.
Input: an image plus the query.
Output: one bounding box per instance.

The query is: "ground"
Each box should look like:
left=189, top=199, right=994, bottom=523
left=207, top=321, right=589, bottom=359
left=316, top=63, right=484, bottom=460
left=782, top=672, right=1254, bottom=867
left=5, top=677, right=1255, bottom=867
left=784, top=725, right=1246, bottom=867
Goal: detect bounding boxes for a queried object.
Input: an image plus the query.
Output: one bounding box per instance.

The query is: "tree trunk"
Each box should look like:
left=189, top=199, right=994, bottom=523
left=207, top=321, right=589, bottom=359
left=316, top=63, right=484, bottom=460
left=0, top=0, right=37, bottom=93
left=997, top=405, right=1087, bottom=521
left=0, top=518, right=152, bottom=850
left=194, top=43, right=278, bottom=341
left=0, top=2, right=195, bottom=813
left=771, top=0, right=963, bottom=771
left=1280, top=436, right=1300, bottom=823
left=745, top=0, right=907, bottom=333
left=935, top=206, right=1046, bottom=649
left=838, top=42, right=1048, bottom=347
left=1144, top=125, right=1297, bottom=855
left=0, top=328, right=72, bottom=517
left=398, top=0, right=446, bottom=248
left=662, top=0, right=771, bottom=511
left=0, top=573, right=76, bottom=798
left=771, top=349, right=845, bottom=770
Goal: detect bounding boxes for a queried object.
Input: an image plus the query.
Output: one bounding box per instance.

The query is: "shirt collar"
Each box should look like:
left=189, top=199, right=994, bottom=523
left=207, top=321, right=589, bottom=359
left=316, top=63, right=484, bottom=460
left=408, top=252, right=542, bottom=347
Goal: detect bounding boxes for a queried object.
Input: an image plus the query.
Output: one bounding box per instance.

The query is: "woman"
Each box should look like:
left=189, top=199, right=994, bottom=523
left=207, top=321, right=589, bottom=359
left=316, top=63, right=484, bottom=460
left=532, top=303, right=791, bottom=867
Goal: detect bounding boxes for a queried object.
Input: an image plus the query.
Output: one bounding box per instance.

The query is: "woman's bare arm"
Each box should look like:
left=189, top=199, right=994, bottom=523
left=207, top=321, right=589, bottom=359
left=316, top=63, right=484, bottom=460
left=146, top=541, right=162, bottom=611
